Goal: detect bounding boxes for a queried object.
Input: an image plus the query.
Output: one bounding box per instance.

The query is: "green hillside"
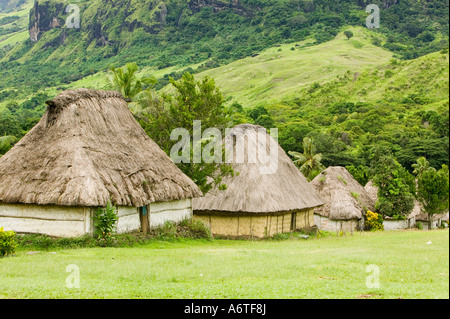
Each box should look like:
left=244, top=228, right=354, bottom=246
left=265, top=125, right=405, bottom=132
left=0, top=0, right=31, bottom=49
left=197, top=27, right=394, bottom=107
left=0, top=0, right=448, bottom=98
left=0, top=0, right=448, bottom=177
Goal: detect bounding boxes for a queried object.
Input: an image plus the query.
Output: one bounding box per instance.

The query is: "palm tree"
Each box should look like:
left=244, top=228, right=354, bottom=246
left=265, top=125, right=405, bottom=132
left=412, top=157, right=435, bottom=178
left=288, top=137, right=325, bottom=181
left=108, top=62, right=157, bottom=101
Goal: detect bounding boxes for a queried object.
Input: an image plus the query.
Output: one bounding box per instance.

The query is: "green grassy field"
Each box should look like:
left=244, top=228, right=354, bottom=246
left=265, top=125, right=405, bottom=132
left=196, top=27, right=393, bottom=108
left=0, top=229, right=448, bottom=299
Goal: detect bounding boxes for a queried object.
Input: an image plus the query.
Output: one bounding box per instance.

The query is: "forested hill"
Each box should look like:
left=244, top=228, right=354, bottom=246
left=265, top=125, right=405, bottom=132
left=0, top=0, right=448, bottom=177
left=0, top=0, right=448, bottom=98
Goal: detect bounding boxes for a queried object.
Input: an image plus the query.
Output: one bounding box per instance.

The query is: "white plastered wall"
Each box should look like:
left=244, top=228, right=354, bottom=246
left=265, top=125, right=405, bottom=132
left=149, top=198, right=193, bottom=229
left=0, top=203, right=91, bottom=237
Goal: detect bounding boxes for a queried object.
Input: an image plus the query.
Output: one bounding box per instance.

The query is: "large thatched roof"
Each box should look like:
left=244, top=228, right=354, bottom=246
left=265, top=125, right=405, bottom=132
left=0, top=89, right=202, bottom=207
left=193, top=124, right=324, bottom=214
left=364, top=180, right=422, bottom=220
left=311, top=166, right=375, bottom=220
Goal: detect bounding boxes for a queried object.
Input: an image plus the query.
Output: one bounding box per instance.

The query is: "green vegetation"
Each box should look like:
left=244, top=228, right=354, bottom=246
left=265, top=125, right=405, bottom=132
left=0, top=0, right=448, bottom=221
left=364, top=211, right=384, bottom=231
left=0, top=230, right=448, bottom=298
left=417, top=165, right=450, bottom=229
left=93, top=201, right=119, bottom=244
left=372, top=148, right=415, bottom=220
left=108, top=62, right=157, bottom=100
left=137, top=72, right=234, bottom=193
left=288, top=137, right=325, bottom=181
left=0, top=226, right=18, bottom=256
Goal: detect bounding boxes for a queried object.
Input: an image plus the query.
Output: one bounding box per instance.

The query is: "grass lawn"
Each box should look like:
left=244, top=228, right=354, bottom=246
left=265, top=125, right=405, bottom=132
left=0, top=229, right=448, bottom=299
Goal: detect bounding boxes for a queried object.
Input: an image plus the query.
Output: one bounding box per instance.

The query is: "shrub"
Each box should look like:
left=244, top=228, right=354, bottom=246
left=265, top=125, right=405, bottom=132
left=153, top=221, right=178, bottom=240
left=93, top=201, right=118, bottom=244
left=154, top=219, right=213, bottom=240
left=180, top=218, right=212, bottom=240
left=364, top=211, right=384, bottom=231
left=416, top=221, right=423, bottom=230
left=272, top=232, right=291, bottom=240
left=0, top=227, right=18, bottom=257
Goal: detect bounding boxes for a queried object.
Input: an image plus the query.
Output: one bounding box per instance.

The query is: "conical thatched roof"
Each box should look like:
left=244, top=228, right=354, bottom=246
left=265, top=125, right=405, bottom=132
left=364, top=180, right=422, bottom=219
left=311, top=166, right=375, bottom=220
left=0, top=89, right=202, bottom=207
left=193, top=124, right=323, bottom=214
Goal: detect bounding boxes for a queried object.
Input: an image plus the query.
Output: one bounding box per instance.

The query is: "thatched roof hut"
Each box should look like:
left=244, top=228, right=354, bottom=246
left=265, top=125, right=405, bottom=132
left=311, top=166, right=375, bottom=232
left=193, top=124, right=323, bottom=238
left=0, top=89, right=202, bottom=237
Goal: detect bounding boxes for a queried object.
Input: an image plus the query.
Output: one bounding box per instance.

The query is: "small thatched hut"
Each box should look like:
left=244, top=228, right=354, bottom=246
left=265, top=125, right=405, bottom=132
left=311, top=166, right=375, bottom=232
left=0, top=89, right=202, bottom=237
left=193, top=124, right=324, bottom=238
left=364, top=180, right=421, bottom=230
left=415, top=213, right=449, bottom=230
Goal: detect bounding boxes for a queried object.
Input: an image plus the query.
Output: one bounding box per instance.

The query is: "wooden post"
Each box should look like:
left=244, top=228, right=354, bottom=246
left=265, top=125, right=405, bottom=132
left=141, top=206, right=149, bottom=233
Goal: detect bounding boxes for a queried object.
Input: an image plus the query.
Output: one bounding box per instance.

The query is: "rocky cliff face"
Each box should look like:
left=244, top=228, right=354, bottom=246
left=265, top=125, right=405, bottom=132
left=28, top=0, right=171, bottom=43
left=29, top=0, right=65, bottom=42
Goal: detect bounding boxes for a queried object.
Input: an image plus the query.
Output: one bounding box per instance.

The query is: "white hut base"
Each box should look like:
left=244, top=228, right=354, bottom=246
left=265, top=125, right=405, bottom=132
left=0, top=199, right=193, bottom=237
left=194, top=208, right=315, bottom=238
left=314, top=214, right=363, bottom=233
left=149, top=199, right=192, bottom=228
left=383, top=217, right=416, bottom=231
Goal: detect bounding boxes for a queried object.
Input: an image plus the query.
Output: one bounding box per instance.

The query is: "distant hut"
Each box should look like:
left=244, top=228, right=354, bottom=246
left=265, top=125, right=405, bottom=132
left=193, top=124, right=324, bottom=238
left=311, top=166, right=375, bottom=232
left=415, top=211, right=449, bottom=230
left=0, top=89, right=202, bottom=237
left=364, top=180, right=421, bottom=230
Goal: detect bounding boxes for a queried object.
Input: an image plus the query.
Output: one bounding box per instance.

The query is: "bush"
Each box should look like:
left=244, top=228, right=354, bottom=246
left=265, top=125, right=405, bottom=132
left=153, top=219, right=212, bottom=240
left=93, top=201, right=119, bottom=245
left=364, top=211, right=384, bottom=231
left=416, top=221, right=423, bottom=230
left=153, top=221, right=178, bottom=240
left=179, top=218, right=212, bottom=239
left=0, top=227, right=18, bottom=256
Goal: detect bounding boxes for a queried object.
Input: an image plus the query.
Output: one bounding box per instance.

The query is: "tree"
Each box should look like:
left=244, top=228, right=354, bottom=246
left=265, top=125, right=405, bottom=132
left=412, top=157, right=435, bottom=178
left=417, top=165, right=449, bottom=230
left=137, top=72, right=233, bottom=194
left=344, top=30, right=353, bottom=40
left=0, top=135, right=17, bottom=157
left=288, top=137, right=325, bottom=181
left=372, top=152, right=415, bottom=219
left=108, top=62, right=157, bottom=101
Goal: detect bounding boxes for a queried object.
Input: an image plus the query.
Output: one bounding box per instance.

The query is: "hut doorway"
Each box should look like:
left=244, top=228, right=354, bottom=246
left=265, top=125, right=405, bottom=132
left=290, top=213, right=297, bottom=231
left=139, top=206, right=149, bottom=233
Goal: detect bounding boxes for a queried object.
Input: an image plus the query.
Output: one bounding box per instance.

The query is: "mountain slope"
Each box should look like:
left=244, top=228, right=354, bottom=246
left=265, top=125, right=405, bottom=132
left=197, top=27, right=393, bottom=107
left=0, top=0, right=448, bottom=100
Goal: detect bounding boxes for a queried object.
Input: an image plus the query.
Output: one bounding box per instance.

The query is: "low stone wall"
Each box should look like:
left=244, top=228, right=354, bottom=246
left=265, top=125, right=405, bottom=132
left=314, top=214, right=363, bottom=233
